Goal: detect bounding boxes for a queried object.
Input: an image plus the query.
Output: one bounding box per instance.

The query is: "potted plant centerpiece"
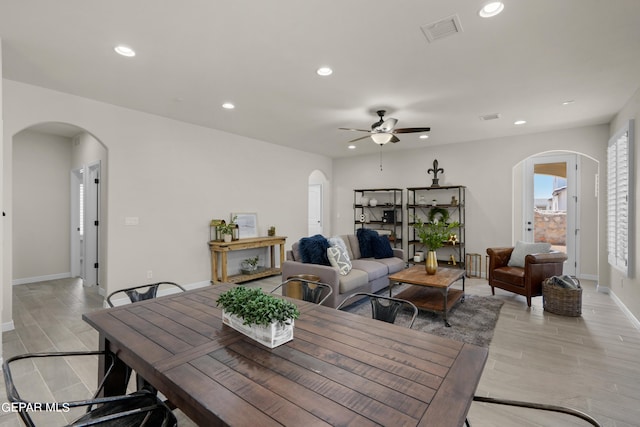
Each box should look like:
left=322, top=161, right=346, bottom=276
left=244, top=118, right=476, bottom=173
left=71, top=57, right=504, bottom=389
left=216, top=286, right=300, bottom=348
left=412, top=211, right=459, bottom=275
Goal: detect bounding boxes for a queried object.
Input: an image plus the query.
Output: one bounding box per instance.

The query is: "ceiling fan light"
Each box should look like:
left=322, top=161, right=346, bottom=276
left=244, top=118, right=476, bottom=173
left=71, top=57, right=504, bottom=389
left=378, top=118, right=398, bottom=132
left=371, top=133, right=393, bottom=145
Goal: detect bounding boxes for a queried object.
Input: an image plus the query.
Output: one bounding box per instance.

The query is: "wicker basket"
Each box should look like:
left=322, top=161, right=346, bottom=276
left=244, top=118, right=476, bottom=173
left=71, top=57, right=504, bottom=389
left=542, top=277, right=582, bottom=317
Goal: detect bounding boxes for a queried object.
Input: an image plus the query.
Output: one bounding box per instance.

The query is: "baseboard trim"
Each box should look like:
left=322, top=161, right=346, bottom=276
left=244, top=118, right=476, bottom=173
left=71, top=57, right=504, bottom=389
left=3, top=320, right=15, bottom=332
left=610, top=290, right=640, bottom=330
left=13, top=272, right=72, bottom=286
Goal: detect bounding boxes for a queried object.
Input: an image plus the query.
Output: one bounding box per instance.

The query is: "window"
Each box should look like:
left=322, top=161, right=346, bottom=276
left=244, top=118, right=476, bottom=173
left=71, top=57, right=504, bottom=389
left=607, top=120, right=634, bottom=277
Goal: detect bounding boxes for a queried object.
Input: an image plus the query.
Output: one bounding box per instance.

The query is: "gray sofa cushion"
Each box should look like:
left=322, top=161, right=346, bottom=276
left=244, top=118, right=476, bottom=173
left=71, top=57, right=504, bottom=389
left=338, top=269, right=369, bottom=294
left=351, top=259, right=388, bottom=281
left=374, top=257, right=405, bottom=274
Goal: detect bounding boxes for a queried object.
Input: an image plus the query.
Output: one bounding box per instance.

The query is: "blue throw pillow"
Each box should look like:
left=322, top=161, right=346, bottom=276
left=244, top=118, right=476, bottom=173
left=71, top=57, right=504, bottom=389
left=372, top=235, right=394, bottom=259
left=299, top=234, right=331, bottom=265
left=356, top=228, right=379, bottom=258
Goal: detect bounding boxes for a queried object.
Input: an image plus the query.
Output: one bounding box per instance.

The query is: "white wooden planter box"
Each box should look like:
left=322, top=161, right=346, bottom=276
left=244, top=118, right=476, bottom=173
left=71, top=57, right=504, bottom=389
left=222, top=310, right=294, bottom=348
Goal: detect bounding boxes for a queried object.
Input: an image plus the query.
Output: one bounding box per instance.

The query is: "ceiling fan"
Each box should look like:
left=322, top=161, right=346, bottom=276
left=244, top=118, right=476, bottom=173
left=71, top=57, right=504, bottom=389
left=339, top=110, right=431, bottom=145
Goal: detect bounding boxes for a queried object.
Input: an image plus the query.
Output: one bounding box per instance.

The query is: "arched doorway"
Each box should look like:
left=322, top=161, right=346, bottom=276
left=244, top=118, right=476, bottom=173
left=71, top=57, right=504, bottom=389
left=11, top=122, right=108, bottom=292
left=513, top=151, right=599, bottom=280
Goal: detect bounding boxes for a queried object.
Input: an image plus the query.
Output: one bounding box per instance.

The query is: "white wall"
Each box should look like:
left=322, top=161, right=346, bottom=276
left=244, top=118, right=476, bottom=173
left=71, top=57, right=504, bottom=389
left=332, top=125, right=607, bottom=281
left=12, top=130, right=72, bottom=282
left=2, top=79, right=332, bottom=326
left=609, top=86, right=640, bottom=322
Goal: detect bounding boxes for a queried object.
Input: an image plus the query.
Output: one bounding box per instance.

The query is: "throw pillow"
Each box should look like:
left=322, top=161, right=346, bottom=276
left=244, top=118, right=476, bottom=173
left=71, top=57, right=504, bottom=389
left=507, top=241, right=551, bottom=268
left=327, top=245, right=352, bottom=275
left=328, top=236, right=348, bottom=254
left=299, top=235, right=331, bottom=265
left=372, top=235, right=394, bottom=259
left=356, top=228, right=379, bottom=258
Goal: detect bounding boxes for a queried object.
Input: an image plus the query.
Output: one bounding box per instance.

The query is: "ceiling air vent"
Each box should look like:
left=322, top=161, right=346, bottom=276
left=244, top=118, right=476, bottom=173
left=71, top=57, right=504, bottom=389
left=421, top=14, right=463, bottom=43
left=480, top=113, right=502, bottom=121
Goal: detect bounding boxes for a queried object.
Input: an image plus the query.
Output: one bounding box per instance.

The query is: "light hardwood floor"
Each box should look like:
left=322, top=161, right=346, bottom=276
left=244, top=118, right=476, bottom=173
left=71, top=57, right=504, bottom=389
left=1, top=276, right=639, bottom=426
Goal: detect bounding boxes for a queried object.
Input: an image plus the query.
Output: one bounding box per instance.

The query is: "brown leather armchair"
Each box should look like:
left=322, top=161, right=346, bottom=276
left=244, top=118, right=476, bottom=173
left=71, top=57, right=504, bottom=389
left=486, top=247, right=567, bottom=307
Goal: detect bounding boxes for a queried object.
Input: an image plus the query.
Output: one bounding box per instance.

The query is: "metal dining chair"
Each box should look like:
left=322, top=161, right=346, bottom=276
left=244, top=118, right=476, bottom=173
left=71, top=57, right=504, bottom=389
left=271, top=278, right=333, bottom=305
left=465, top=395, right=601, bottom=426
left=336, top=292, right=419, bottom=328
left=3, top=351, right=177, bottom=427
left=106, top=281, right=186, bottom=307
left=106, top=281, right=186, bottom=395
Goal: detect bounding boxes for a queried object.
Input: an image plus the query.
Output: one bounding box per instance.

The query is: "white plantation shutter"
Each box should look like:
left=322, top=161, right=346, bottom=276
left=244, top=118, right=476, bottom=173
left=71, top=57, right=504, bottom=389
left=607, top=120, right=634, bottom=277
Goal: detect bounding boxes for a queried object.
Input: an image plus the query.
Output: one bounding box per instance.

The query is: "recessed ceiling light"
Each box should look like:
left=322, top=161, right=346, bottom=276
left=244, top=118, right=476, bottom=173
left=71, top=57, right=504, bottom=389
left=114, top=45, right=135, bottom=57
left=562, top=100, right=575, bottom=105
left=479, top=2, right=504, bottom=18
left=419, top=134, right=430, bottom=139
left=514, top=120, right=527, bottom=125
left=316, top=67, right=333, bottom=76
left=348, top=144, right=356, bottom=150
left=222, top=102, right=235, bottom=109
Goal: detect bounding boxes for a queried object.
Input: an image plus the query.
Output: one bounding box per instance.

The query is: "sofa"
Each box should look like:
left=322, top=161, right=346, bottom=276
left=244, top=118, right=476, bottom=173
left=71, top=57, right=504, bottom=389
left=281, top=232, right=405, bottom=308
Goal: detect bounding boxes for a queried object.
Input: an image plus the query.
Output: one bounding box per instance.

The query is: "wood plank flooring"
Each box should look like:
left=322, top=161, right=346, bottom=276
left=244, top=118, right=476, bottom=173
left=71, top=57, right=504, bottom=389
left=1, top=276, right=638, bottom=426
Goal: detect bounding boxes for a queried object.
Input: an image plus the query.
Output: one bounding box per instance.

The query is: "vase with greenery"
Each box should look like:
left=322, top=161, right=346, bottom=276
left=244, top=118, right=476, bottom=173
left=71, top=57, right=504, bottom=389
left=217, top=216, right=237, bottom=242
left=412, top=216, right=460, bottom=274
left=241, top=255, right=260, bottom=274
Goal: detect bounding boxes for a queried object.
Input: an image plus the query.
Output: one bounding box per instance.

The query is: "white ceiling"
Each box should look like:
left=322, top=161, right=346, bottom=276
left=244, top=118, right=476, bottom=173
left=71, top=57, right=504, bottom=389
left=2, top=1, right=640, bottom=158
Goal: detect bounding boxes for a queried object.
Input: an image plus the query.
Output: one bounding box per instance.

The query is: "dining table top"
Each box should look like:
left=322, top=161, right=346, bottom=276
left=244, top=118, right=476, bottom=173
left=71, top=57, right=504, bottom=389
left=83, top=283, right=488, bottom=427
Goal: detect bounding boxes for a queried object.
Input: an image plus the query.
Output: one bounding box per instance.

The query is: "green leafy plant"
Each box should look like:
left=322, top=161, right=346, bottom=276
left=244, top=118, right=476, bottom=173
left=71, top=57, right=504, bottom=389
left=412, top=216, right=460, bottom=251
left=217, top=215, right=237, bottom=235
left=244, top=256, right=260, bottom=269
left=216, top=286, right=300, bottom=327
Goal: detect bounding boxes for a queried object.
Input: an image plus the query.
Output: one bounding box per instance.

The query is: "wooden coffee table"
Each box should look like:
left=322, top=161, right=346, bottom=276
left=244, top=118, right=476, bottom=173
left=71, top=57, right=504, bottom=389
left=389, top=265, right=465, bottom=327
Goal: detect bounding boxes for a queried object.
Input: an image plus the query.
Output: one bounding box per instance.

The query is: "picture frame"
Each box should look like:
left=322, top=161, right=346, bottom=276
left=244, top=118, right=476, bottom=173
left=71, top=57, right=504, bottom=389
left=232, top=212, right=258, bottom=238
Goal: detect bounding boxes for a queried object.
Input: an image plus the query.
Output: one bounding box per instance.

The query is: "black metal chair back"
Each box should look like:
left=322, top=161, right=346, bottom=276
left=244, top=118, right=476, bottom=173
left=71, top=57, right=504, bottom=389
left=271, top=278, right=333, bottom=305
left=336, top=292, right=419, bottom=328
left=107, top=281, right=185, bottom=307
left=3, top=351, right=177, bottom=427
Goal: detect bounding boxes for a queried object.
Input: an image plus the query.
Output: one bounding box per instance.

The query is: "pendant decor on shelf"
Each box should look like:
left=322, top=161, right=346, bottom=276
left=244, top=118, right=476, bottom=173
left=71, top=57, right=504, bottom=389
left=427, top=159, right=444, bottom=187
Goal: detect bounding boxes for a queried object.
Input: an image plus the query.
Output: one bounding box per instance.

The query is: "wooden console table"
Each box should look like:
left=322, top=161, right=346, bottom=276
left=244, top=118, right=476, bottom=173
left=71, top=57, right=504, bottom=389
left=209, top=236, right=287, bottom=284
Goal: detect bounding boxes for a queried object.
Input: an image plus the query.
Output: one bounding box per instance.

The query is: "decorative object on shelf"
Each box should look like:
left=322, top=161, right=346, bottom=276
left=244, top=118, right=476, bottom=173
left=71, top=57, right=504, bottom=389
left=448, top=254, right=457, bottom=266
left=216, top=216, right=237, bottom=243
left=268, top=226, right=276, bottom=236
left=210, top=219, right=225, bottom=241
left=232, top=212, right=258, bottom=238
left=216, top=286, right=300, bottom=348
left=418, top=196, right=427, bottom=205
left=382, top=210, right=395, bottom=223
left=361, top=196, right=369, bottom=206
left=427, top=159, right=444, bottom=187
left=428, top=207, right=450, bottom=223
left=412, top=216, right=460, bottom=275
left=451, top=195, right=458, bottom=206
left=241, top=256, right=260, bottom=274
left=369, top=198, right=378, bottom=207
left=415, top=251, right=424, bottom=262
left=431, top=199, right=437, bottom=207
left=359, top=213, right=366, bottom=223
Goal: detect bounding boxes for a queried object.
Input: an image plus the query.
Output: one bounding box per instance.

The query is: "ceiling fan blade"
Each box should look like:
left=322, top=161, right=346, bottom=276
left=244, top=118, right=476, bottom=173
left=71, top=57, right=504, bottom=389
left=390, top=135, right=400, bottom=143
left=393, top=127, right=431, bottom=134
left=339, top=127, right=372, bottom=133
left=347, top=135, right=372, bottom=143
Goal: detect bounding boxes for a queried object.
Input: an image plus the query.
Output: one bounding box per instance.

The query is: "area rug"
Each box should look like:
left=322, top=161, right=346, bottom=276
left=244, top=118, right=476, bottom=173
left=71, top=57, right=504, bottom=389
left=343, top=293, right=504, bottom=347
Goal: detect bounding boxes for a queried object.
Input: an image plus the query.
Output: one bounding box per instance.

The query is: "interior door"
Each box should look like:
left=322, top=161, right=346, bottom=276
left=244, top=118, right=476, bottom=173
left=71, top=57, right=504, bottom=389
left=524, top=154, right=576, bottom=275
left=70, top=168, right=84, bottom=278
left=83, top=162, right=100, bottom=286
left=308, top=184, right=323, bottom=235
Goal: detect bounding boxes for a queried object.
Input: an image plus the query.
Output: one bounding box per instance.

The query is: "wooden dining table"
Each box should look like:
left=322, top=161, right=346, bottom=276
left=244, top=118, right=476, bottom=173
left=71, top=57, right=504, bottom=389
left=82, top=283, right=488, bottom=427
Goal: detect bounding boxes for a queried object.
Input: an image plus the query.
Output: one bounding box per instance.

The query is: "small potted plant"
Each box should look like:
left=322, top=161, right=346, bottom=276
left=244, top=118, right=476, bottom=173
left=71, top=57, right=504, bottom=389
left=241, top=255, right=260, bottom=274
left=412, top=215, right=459, bottom=275
left=217, top=216, right=237, bottom=242
left=216, top=286, right=300, bottom=348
